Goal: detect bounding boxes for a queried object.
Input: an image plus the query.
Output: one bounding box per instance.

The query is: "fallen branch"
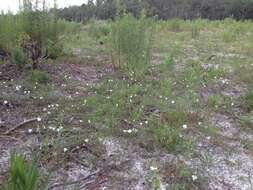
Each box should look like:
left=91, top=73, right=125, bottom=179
left=48, top=171, right=99, bottom=189
left=4, top=118, right=38, bottom=135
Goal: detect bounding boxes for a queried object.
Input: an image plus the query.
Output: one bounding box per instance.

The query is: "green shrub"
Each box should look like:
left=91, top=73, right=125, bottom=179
left=46, top=40, right=62, bottom=59
left=1, top=153, right=39, bottom=190
left=0, top=0, right=63, bottom=67
left=11, top=47, right=26, bottom=68
left=29, top=70, right=51, bottom=84
left=110, top=14, right=154, bottom=75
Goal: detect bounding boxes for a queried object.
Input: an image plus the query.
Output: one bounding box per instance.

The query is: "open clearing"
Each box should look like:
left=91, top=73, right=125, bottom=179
left=1, top=20, right=253, bottom=190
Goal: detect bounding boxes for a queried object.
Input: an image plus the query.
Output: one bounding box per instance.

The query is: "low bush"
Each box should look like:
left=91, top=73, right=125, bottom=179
left=11, top=47, right=26, bottom=68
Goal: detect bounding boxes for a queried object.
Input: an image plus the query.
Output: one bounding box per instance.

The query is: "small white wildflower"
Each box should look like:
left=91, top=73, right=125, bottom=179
left=192, top=175, right=198, bottom=181
left=140, top=122, right=143, bottom=126
left=43, top=108, right=47, bottom=112
left=182, top=124, right=188, bottom=129
left=127, top=129, right=132, bottom=134
left=84, top=139, right=89, bottom=143
left=171, top=100, right=175, bottom=104
left=3, top=100, right=8, bottom=105
left=63, top=148, right=68, bottom=152
left=88, top=120, right=91, bottom=124
left=28, top=129, right=33, bottom=133
left=150, top=166, right=158, bottom=171
left=37, top=117, right=42, bottom=122
left=206, top=136, right=211, bottom=140
left=80, top=120, right=83, bottom=123
left=15, top=85, right=21, bottom=91
left=145, top=121, right=148, bottom=124
left=116, top=104, right=119, bottom=107
left=39, top=97, right=43, bottom=100
left=198, top=122, right=202, bottom=126
left=231, top=102, right=234, bottom=106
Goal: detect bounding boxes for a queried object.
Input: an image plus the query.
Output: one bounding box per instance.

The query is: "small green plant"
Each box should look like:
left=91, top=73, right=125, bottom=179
left=153, top=125, right=181, bottom=151
left=11, top=47, right=26, bottom=68
left=243, top=90, right=253, bottom=112
left=164, top=55, right=173, bottom=67
left=29, top=70, right=51, bottom=84
left=1, top=153, right=39, bottom=190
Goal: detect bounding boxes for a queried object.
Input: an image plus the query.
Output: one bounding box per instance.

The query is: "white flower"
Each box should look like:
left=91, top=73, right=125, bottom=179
left=80, top=120, right=83, bottom=123
left=127, top=129, right=132, bottom=134
left=198, top=122, right=202, bottom=126
left=63, top=148, right=68, bottom=152
left=150, top=166, right=158, bottom=171
left=182, top=124, right=188, bottom=129
left=88, top=120, right=91, bottom=124
left=15, top=85, right=21, bottom=91
left=206, top=136, right=211, bottom=140
left=37, top=117, right=42, bottom=122
left=84, top=139, right=89, bottom=143
left=231, top=102, right=234, bottom=106
left=28, top=129, right=33, bottom=133
left=39, top=97, right=43, bottom=100
left=171, top=100, right=175, bottom=104
left=192, top=175, right=198, bottom=181
left=3, top=100, right=8, bottom=105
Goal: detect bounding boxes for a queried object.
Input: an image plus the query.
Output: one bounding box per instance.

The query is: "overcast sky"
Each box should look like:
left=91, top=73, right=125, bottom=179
left=1, top=0, right=87, bottom=13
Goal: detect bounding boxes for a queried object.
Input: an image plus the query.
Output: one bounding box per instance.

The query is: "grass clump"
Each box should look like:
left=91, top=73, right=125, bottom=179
left=110, top=14, right=154, bottom=75
left=243, top=89, right=253, bottom=112
left=153, top=125, right=181, bottom=152
left=1, top=153, right=39, bottom=190
left=28, top=70, right=51, bottom=84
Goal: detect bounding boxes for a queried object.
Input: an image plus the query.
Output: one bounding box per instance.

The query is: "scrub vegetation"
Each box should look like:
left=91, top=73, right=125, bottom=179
left=0, top=0, right=253, bottom=190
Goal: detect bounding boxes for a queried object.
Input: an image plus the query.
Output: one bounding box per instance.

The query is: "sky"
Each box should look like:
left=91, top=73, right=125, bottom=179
left=0, top=0, right=87, bottom=13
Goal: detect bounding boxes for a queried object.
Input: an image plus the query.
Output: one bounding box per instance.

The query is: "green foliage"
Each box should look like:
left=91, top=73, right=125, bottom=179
left=153, top=125, right=181, bottom=151
left=0, top=0, right=63, bottom=67
left=88, top=20, right=110, bottom=41
left=11, top=47, right=26, bottom=68
left=46, top=40, right=62, bottom=59
left=191, top=24, right=200, bottom=39
left=1, top=153, right=39, bottom=190
left=164, top=55, right=173, bottom=67
left=28, top=70, right=51, bottom=84
left=169, top=19, right=181, bottom=32
left=243, top=90, right=253, bottom=112
left=110, top=14, right=154, bottom=75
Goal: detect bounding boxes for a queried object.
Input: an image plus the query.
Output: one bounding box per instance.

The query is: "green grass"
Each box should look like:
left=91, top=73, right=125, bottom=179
left=1, top=153, right=40, bottom=190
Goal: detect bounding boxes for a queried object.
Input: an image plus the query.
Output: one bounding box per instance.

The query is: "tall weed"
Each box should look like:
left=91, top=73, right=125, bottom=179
left=109, top=14, right=154, bottom=76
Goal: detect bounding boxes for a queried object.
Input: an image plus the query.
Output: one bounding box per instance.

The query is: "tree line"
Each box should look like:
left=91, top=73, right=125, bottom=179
left=57, top=0, right=253, bottom=22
